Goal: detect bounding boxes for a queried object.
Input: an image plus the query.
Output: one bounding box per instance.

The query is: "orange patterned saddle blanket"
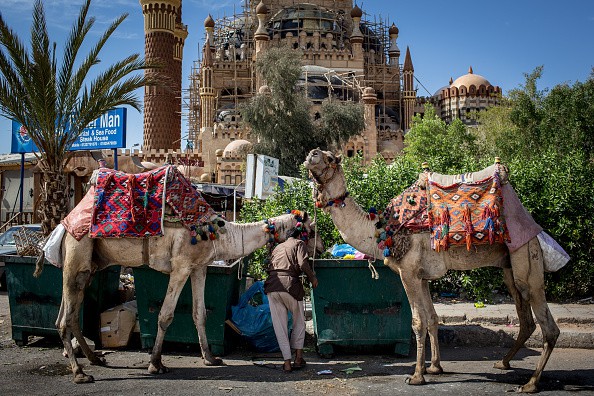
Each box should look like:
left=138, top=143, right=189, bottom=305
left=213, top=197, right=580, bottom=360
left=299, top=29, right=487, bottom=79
left=427, top=172, right=510, bottom=251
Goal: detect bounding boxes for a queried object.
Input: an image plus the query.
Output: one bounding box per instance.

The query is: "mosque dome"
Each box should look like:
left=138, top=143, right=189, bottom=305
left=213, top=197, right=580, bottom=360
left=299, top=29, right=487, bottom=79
left=256, top=1, right=268, bottom=15
left=351, top=5, right=363, bottom=18
left=450, top=66, right=492, bottom=88
left=389, top=23, right=399, bottom=35
left=268, top=3, right=342, bottom=38
left=223, top=139, right=252, bottom=158
left=204, top=14, right=215, bottom=28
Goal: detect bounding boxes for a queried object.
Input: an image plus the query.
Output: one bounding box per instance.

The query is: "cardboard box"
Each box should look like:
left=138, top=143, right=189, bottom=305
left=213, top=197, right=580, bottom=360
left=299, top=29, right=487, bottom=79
left=100, top=301, right=138, bottom=348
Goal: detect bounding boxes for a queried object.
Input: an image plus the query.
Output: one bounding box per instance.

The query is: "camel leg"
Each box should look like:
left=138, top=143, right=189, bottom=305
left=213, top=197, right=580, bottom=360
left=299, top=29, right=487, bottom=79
left=57, top=267, right=99, bottom=383
left=148, top=267, right=192, bottom=375
left=57, top=234, right=103, bottom=383
left=512, top=239, right=559, bottom=393
left=398, top=271, right=428, bottom=385
left=189, top=267, right=223, bottom=366
left=494, top=267, right=536, bottom=370
left=421, top=280, right=443, bottom=375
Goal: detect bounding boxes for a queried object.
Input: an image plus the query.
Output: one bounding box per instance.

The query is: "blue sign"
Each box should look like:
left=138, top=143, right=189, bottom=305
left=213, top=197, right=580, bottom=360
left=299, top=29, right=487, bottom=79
left=10, top=108, right=127, bottom=153
left=70, top=108, right=127, bottom=150
left=11, top=122, right=37, bottom=154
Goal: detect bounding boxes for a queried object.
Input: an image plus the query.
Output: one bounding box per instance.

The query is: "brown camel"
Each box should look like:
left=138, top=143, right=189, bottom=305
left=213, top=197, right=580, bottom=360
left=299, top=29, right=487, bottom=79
left=304, top=148, right=560, bottom=393
left=41, top=209, right=322, bottom=384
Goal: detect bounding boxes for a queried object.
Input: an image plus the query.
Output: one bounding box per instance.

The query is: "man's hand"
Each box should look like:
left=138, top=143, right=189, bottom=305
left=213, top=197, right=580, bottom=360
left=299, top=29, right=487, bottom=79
left=310, top=277, right=319, bottom=289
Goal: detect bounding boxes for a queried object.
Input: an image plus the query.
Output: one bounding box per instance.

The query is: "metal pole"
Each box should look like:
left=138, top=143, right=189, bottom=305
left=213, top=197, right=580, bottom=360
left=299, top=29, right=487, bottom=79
left=113, top=148, right=118, bottom=170
left=19, top=153, right=24, bottom=217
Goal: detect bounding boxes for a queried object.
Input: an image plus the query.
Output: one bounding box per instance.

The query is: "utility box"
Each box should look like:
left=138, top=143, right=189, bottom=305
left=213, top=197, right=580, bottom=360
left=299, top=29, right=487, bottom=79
left=310, top=259, right=412, bottom=357
left=134, top=259, right=247, bottom=356
left=1, top=254, right=120, bottom=346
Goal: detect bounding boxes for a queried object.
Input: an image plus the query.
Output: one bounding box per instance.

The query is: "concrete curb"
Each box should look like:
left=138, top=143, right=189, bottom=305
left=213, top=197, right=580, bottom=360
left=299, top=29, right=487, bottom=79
left=434, top=302, right=594, bottom=349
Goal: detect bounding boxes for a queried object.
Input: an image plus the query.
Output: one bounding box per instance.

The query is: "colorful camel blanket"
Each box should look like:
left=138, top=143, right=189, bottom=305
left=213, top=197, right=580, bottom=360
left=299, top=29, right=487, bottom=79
left=62, top=166, right=225, bottom=242
left=427, top=173, right=510, bottom=251
left=89, top=165, right=219, bottom=239
left=382, top=185, right=430, bottom=234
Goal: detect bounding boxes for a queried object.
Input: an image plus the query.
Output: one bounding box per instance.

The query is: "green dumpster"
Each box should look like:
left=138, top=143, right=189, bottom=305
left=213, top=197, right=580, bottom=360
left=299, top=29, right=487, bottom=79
left=134, top=259, right=246, bottom=356
left=2, top=254, right=120, bottom=346
left=310, top=259, right=412, bottom=357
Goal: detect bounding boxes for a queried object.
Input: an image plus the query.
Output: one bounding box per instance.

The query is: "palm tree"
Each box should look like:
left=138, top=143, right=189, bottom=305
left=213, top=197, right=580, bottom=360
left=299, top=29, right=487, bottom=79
left=0, top=0, right=161, bottom=235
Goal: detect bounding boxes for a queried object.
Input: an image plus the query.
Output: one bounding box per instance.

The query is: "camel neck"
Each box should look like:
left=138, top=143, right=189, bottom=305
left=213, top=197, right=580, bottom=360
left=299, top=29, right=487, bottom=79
left=327, top=196, right=384, bottom=259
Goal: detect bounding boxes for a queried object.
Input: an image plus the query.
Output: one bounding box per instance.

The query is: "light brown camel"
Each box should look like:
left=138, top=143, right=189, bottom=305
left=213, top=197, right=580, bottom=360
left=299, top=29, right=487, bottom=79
left=304, top=148, right=560, bottom=393
left=39, top=210, right=322, bottom=384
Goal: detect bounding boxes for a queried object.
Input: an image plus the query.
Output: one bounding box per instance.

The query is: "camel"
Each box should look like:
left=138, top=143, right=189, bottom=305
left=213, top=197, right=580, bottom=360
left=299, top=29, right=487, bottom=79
left=40, top=205, right=321, bottom=384
left=304, top=148, right=560, bottom=393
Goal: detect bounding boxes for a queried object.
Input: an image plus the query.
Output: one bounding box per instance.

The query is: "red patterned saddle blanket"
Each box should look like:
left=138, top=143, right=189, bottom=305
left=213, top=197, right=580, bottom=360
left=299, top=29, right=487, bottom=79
left=90, top=165, right=218, bottom=239
left=427, top=173, right=510, bottom=251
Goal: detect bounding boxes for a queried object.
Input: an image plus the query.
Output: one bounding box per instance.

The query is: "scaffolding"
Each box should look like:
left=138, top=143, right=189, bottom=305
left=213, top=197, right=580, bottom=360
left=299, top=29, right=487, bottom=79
left=185, top=0, right=409, bottom=151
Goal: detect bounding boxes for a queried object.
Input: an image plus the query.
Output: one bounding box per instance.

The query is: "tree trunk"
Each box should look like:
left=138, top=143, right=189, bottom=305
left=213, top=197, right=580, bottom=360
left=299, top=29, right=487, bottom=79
left=38, top=168, right=68, bottom=236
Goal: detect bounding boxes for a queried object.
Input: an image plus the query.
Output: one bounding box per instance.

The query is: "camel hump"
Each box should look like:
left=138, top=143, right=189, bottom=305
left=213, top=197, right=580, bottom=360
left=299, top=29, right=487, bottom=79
left=417, top=163, right=508, bottom=188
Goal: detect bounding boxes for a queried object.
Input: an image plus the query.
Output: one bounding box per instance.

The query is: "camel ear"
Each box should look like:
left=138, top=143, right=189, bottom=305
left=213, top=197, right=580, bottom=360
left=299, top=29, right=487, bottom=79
left=335, top=154, right=342, bottom=165
left=302, top=211, right=308, bottom=222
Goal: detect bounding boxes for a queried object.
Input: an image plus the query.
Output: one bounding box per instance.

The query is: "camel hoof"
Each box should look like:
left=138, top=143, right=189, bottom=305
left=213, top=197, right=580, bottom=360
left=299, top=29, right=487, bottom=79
left=426, top=364, right=443, bottom=375
left=73, top=373, right=94, bottom=384
left=204, top=357, right=224, bottom=366
left=89, top=356, right=107, bottom=366
left=494, top=360, right=511, bottom=370
left=148, top=362, right=170, bottom=374
left=405, top=374, right=426, bottom=385
left=516, top=383, right=538, bottom=393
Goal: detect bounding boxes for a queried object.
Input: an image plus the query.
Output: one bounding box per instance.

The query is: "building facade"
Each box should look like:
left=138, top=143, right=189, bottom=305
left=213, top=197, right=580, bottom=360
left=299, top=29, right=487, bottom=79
left=188, top=0, right=417, bottom=180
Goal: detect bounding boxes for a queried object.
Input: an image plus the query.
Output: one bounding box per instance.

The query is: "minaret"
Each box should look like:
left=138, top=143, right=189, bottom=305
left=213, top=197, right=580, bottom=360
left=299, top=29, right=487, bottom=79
left=199, top=15, right=215, bottom=131
left=402, top=46, right=416, bottom=131
left=350, top=4, right=363, bottom=61
left=254, top=1, right=269, bottom=60
left=387, top=23, right=400, bottom=66
left=140, top=0, right=187, bottom=151
left=362, top=87, right=378, bottom=161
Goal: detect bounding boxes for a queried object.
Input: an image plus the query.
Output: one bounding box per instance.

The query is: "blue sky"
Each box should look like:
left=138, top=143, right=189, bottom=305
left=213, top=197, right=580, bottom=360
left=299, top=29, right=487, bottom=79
left=1, top=0, right=593, bottom=155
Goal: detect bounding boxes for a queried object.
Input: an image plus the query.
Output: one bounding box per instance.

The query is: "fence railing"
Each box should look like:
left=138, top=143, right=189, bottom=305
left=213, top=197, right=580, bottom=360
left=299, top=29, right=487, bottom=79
left=1, top=212, right=35, bottom=233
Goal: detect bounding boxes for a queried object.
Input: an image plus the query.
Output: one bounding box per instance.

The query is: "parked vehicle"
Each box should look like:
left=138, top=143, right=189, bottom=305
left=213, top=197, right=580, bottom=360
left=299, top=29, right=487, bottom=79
left=0, top=224, right=42, bottom=290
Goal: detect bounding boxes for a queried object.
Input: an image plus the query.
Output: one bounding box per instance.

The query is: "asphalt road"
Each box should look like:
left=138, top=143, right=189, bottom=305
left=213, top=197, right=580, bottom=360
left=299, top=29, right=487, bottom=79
left=1, top=292, right=593, bottom=395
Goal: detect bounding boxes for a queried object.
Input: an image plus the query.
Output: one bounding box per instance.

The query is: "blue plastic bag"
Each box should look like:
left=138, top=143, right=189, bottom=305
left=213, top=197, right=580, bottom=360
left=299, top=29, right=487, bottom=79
left=331, top=243, right=357, bottom=257
left=231, top=281, right=292, bottom=352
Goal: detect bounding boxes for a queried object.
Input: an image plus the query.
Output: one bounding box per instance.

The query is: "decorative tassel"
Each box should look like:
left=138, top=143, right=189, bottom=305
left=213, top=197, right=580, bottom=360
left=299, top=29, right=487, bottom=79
left=462, top=205, right=474, bottom=251
left=383, top=248, right=391, bottom=257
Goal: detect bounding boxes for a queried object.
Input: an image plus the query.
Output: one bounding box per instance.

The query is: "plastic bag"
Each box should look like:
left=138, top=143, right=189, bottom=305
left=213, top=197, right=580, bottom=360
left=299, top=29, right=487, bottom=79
left=331, top=244, right=357, bottom=257
left=230, top=281, right=282, bottom=352
left=537, top=231, right=570, bottom=272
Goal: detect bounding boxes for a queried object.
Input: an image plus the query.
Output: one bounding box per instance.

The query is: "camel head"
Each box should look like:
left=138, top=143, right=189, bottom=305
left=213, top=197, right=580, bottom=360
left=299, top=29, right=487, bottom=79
left=263, top=210, right=324, bottom=256
left=303, top=149, right=347, bottom=209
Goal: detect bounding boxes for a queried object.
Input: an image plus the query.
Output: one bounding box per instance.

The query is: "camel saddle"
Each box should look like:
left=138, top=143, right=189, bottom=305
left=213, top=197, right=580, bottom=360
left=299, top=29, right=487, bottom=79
left=63, top=165, right=222, bottom=241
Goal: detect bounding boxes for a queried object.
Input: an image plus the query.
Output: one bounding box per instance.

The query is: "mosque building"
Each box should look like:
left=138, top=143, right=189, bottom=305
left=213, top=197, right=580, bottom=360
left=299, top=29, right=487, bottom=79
left=185, top=0, right=416, bottom=183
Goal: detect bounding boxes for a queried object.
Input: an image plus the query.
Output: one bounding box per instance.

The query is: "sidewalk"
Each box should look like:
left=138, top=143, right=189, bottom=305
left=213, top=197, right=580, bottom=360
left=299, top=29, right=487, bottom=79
left=305, top=301, right=594, bottom=349
left=433, top=302, right=594, bottom=349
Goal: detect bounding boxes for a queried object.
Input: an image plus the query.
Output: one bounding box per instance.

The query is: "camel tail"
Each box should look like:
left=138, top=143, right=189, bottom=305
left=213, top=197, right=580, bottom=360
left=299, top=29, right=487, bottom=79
left=33, top=250, right=45, bottom=278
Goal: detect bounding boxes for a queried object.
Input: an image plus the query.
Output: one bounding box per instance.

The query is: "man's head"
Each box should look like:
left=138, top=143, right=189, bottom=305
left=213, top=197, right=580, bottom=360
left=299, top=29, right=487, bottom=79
left=286, top=222, right=308, bottom=241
